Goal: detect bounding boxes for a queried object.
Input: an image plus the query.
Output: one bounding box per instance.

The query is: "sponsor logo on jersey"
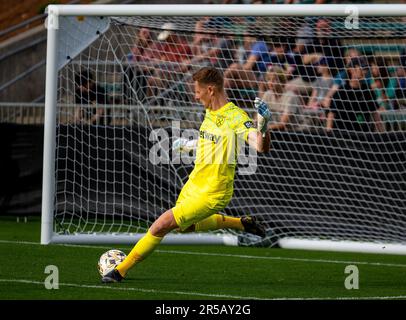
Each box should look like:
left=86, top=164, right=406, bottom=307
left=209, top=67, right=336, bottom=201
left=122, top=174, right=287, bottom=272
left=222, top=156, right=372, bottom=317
left=244, top=121, right=254, bottom=129
left=200, top=130, right=221, bottom=144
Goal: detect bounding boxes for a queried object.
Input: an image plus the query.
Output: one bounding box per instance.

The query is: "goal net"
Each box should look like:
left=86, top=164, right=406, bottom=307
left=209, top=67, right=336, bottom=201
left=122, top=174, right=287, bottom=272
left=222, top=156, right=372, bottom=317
left=42, top=5, right=406, bottom=254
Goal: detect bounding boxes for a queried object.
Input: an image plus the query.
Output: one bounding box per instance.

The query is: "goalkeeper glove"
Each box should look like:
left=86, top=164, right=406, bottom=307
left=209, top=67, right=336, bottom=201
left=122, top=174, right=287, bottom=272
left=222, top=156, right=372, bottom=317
left=254, top=97, right=271, bottom=137
left=172, top=138, right=198, bottom=154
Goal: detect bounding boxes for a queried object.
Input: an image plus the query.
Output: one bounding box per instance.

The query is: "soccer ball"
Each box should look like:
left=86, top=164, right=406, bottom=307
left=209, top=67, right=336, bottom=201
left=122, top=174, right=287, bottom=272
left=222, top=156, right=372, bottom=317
left=98, top=249, right=126, bottom=276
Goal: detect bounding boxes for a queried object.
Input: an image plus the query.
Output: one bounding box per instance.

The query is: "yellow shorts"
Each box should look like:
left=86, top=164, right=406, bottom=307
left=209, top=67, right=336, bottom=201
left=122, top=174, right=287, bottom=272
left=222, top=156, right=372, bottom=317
left=172, top=185, right=232, bottom=231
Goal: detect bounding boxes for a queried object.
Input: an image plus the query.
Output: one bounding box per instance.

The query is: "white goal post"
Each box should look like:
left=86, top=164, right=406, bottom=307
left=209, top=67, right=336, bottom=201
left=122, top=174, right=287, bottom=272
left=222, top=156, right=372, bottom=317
left=41, top=4, right=406, bottom=255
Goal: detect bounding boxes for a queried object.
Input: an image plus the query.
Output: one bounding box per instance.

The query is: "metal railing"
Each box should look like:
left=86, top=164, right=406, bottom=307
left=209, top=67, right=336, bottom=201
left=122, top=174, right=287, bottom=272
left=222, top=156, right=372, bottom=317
left=1, top=103, right=406, bottom=132
left=0, top=103, right=45, bottom=124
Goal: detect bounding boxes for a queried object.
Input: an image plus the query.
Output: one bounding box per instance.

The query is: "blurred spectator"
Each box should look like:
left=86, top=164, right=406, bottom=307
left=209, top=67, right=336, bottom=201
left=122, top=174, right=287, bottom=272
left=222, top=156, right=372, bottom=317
left=292, top=18, right=344, bottom=88
left=214, top=36, right=240, bottom=70
left=243, top=30, right=271, bottom=77
left=295, top=17, right=317, bottom=52
left=146, top=23, right=192, bottom=100
left=306, top=18, right=345, bottom=77
left=368, top=57, right=392, bottom=111
left=282, top=19, right=343, bottom=110
left=282, top=48, right=320, bottom=120
left=392, top=49, right=406, bottom=109
left=321, top=48, right=361, bottom=109
left=190, top=17, right=219, bottom=64
left=295, top=11, right=337, bottom=53
left=223, top=27, right=271, bottom=108
left=129, top=27, right=155, bottom=61
left=225, top=26, right=271, bottom=79
left=188, top=17, right=237, bottom=70
left=156, top=23, right=192, bottom=63
left=252, top=37, right=296, bottom=97
left=268, top=37, right=296, bottom=78
left=125, top=27, right=156, bottom=103
left=262, top=66, right=287, bottom=117
left=262, top=65, right=305, bottom=131
left=307, top=57, right=333, bottom=110
left=223, top=64, right=258, bottom=109
left=74, top=69, right=110, bottom=125
left=180, top=18, right=240, bottom=102
left=326, top=57, right=385, bottom=133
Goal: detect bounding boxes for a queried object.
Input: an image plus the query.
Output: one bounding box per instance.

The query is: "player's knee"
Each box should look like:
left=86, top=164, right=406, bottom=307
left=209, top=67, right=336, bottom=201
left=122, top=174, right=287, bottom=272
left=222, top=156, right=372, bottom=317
left=149, top=223, right=169, bottom=237
left=149, top=210, right=178, bottom=237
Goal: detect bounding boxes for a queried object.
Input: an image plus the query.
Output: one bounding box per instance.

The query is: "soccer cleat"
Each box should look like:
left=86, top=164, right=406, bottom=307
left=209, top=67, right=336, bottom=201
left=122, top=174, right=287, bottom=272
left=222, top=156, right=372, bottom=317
left=101, top=268, right=123, bottom=283
left=241, top=216, right=267, bottom=238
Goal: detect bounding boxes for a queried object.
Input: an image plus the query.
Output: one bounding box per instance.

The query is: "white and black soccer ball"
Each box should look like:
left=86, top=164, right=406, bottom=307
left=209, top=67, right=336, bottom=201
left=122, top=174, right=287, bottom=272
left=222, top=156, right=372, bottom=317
left=98, top=249, right=126, bottom=276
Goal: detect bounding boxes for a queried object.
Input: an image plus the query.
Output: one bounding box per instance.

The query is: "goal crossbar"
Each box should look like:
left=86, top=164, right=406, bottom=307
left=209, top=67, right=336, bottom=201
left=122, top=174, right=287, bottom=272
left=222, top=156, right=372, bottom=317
left=47, top=4, right=406, bottom=17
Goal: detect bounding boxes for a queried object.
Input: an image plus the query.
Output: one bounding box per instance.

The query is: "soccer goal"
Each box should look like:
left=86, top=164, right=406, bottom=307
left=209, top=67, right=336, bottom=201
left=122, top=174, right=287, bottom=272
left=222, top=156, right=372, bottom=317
left=41, top=4, right=406, bottom=254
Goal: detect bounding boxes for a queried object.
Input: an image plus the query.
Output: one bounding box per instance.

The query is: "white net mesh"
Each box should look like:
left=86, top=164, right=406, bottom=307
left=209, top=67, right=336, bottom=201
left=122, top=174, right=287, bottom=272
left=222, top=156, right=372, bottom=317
left=54, top=14, right=406, bottom=246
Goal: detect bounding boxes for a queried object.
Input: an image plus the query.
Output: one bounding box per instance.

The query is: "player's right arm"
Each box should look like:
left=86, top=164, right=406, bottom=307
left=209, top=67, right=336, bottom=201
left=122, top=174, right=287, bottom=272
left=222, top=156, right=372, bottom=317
left=172, top=138, right=198, bottom=154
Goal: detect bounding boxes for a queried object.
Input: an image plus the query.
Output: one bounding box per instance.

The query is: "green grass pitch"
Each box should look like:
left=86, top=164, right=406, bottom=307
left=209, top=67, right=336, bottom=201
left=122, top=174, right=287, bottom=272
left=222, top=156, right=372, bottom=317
left=1, top=216, right=406, bottom=300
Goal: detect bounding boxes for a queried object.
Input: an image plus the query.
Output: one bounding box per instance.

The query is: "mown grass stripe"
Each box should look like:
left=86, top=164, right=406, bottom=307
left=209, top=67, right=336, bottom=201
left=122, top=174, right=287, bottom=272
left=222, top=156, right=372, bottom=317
left=1, top=239, right=406, bottom=269
left=1, top=279, right=405, bottom=300
left=0, top=279, right=264, bottom=300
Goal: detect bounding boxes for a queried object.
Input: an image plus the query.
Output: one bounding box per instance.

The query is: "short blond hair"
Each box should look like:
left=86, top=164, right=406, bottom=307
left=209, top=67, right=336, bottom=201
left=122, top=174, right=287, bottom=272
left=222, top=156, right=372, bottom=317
left=192, top=66, right=224, bottom=90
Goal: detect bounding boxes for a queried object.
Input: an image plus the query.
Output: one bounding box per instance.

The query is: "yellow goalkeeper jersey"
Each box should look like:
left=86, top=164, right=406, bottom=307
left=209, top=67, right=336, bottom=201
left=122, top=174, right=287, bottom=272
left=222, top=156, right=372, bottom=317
left=186, top=101, right=257, bottom=195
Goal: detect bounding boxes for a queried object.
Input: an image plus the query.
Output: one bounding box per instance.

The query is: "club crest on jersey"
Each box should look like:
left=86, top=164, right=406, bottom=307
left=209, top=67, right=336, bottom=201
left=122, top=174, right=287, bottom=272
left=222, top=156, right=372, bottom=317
left=215, top=115, right=225, bottom=127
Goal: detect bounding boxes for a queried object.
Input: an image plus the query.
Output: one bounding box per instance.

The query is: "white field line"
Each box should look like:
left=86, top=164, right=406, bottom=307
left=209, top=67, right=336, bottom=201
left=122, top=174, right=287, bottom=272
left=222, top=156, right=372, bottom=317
left=1, top=239, right=406, bottom=269
left=0, top=279, right=406, bottom=300
left=0, top=279, right=263, bottom=300
left=156, top=249, right=406, bottom=269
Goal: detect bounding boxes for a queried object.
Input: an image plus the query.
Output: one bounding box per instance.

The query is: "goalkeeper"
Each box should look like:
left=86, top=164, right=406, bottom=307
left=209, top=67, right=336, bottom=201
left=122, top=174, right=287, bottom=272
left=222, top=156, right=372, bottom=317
left=102, top=66, right=271, bottom=283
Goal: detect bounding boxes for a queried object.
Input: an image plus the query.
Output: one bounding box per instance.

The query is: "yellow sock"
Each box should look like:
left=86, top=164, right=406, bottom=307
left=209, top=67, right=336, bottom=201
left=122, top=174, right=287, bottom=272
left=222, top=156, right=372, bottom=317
left=116, top=230, right=162, bottom=277
left=194, top=214, right=217, bottom=231
left=217, top=214, right=244, bottom=230
left=194, top=214, right=244, bottom=232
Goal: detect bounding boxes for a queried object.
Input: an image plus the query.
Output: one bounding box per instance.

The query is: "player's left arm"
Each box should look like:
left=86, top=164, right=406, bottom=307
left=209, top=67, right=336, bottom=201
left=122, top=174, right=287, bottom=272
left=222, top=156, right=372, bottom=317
left=235, top=98, right=271, bottom=153
left=247, top=127, right=271, bottom=153
left=246, top=97, right=271, bottom=153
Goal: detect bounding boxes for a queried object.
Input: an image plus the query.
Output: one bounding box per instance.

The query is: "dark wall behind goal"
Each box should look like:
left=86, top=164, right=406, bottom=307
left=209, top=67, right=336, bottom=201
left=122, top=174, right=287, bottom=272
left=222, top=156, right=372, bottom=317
left=0, top=123, right=405, bottom=243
